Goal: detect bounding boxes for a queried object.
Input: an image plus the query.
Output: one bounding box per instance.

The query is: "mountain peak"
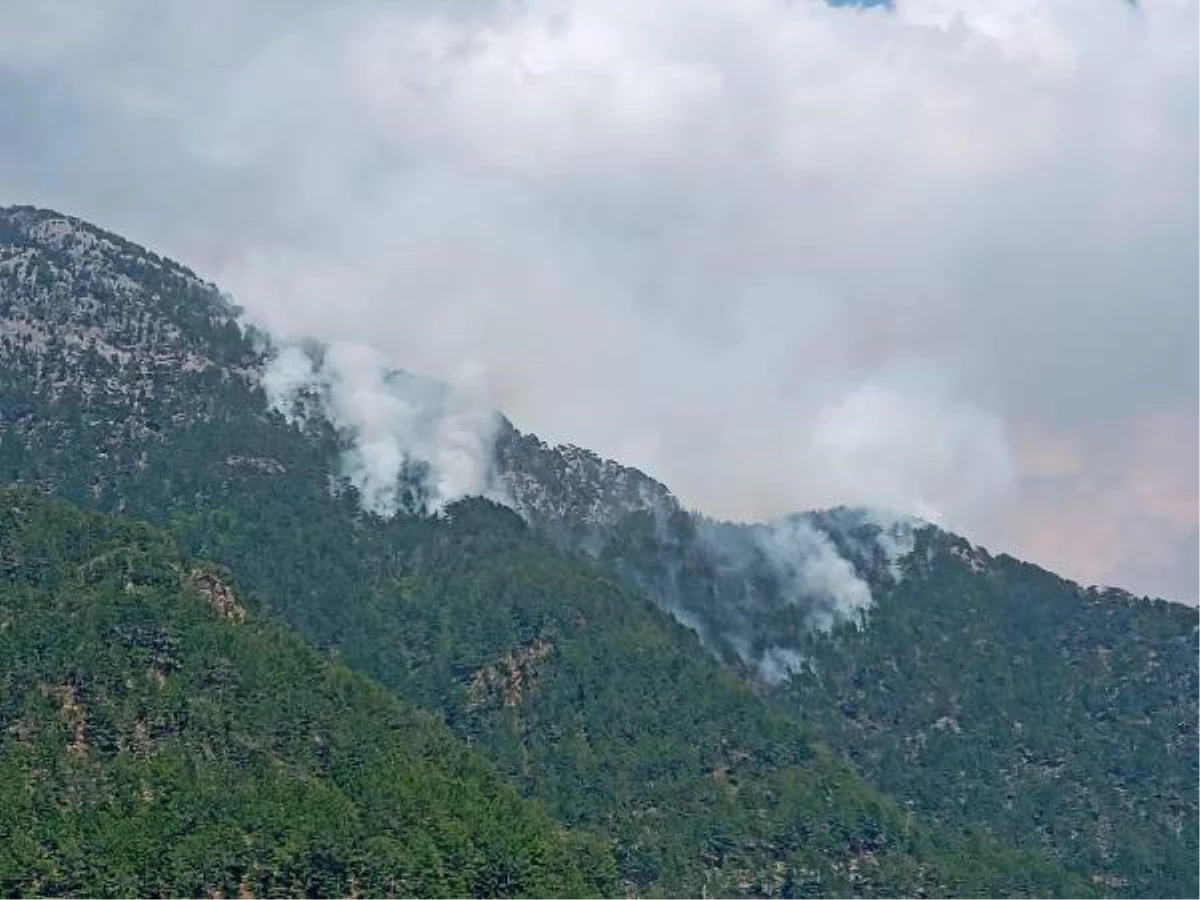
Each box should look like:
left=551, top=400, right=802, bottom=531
left=0, top=205, right=244, bottom=369
left=493, top=423, right=680, bottom=532
left=1, top=205, right=211, bottom=292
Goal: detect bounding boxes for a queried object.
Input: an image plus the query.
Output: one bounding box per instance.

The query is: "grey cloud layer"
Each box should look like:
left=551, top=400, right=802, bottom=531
left=1, top=0, right=1195, bottom=600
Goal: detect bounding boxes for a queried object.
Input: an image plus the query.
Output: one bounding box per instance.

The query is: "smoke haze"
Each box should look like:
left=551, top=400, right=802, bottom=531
left=0, top=0, right=1195, bottom=601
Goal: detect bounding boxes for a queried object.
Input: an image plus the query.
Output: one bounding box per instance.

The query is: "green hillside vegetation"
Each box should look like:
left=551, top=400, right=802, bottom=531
left=779, top=526, right=1200, bottom=899
left=555, top=501, right=1198, bottom=898
left=0, top=488, right=614, bottom=898
left=0, top=437, right=1096, bottom=898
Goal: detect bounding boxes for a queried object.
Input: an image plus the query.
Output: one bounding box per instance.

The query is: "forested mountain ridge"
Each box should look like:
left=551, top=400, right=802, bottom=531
left=9, top=204, right=1200, bottom=897
left=0, top=205, right=260, bottom=510
left=495, top=426, right=1197, bottom=895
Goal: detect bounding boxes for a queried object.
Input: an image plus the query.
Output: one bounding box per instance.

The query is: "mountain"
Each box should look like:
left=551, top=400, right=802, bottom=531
left=0, top=486, right=614, bottom=897
left=496, top=431, right=1199, bottom=897
left=0, top=206, right=1093, bottom=898
left=499, top=456, right=1197, bottom=897
left=0, top=204, right=1190, bottom=896
left=495, top=414, right=1198, bottom=895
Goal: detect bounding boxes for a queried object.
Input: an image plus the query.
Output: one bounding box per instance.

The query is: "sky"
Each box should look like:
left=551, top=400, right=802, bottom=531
left=0, top=0, right=1196, bottom=602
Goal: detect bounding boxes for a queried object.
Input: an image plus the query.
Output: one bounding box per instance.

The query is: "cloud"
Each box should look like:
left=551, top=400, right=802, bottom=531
left=0, top=0, right=1194, bottom=601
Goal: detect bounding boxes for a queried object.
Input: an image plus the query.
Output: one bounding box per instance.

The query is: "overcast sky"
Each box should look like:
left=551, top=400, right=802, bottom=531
left=1, top=0, right=1196, bottom=602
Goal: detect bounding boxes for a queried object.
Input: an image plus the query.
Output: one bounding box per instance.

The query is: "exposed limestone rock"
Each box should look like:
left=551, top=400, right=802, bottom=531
left=189, top=568, right=247, bottom=623
left=467, top=638, right=554, bottom=709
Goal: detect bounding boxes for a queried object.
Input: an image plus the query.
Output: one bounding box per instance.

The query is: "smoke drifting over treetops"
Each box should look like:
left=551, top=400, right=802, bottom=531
left=0, top=0, right=1195, bottom=600
left=263, top=343, right=503, bottom=515
left=258, top=338, right=926, bottom=661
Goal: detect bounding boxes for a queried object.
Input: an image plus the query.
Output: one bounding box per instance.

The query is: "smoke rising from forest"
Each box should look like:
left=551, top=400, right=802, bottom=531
left=1, top=0, right=1194, bottom=600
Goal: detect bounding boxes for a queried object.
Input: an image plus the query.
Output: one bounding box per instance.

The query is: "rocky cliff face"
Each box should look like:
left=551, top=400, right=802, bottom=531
left=493, top=423, right=679, bottom=533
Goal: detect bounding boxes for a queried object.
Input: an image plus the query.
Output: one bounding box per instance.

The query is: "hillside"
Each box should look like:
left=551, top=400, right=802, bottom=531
left=493, top=431, right=1199, bottom=897
left=780, top=523, right=1199, bottom=898
left=0, top=487, right=613, bottom=898
left=485, top=386, right=1200, bottom=899
left=0, top=204, right=1180, bottom=896
left=496, top=441, right=1200, bottom=897
left=495, top=436, right=1197, bottom=890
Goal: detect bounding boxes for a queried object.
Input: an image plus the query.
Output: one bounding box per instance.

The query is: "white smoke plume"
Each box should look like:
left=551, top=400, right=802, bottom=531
left=806, top=506, right=931, bottom=580
left=263, top=342, right=501, bottom=515
left=751, top=516, right=875, bottom=632
left=867, top=511, right=927, bottom=580
left=682, top=508, right=932, bottom=683
left=758, top=646, right=810, bottom=687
